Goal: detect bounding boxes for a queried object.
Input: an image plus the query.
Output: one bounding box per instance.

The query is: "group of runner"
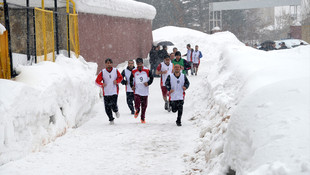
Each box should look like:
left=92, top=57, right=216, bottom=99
left=95, top=44, right=203, bottom=127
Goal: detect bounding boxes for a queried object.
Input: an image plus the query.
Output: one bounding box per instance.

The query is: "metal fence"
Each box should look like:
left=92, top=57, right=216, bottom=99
left=0, top=0, right=80, bottom=79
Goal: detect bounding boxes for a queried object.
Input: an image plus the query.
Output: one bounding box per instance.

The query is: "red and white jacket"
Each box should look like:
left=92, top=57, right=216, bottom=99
left=130, top=66, right=153, bottom=96
left=95, top=67, right=123, bottom=96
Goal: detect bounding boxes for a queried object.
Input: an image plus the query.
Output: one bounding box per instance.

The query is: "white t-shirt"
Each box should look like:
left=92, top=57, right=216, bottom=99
left=186, top=49, right=192, bottom=62
left=124, top=68, right=133, bottom=92
left=102, top=68, right=118, bottom=96
left=192, top=50, right=200, bottom=64
left=132, top=67, right=150, bottom=96
left=160, top=62, right=173, bottom=86
left=169, top=73, right=185, bottom=101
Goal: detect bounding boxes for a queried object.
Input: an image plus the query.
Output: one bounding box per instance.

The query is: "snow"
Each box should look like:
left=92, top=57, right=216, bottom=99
left=3, top=0, right=66, bottom=8
left=0, top=26, right=309, bottom=175
left=0, top=23, right=5, bottom=35
left=4, top=0, right=156, bottom=20
left=0, top=54, right=99, bottom=165
left=75, top=0, right=156, bottom=20
left=153, top=26, right=310, bottom=174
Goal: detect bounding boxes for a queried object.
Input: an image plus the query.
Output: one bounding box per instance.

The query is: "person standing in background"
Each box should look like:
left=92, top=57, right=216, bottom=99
left=182, top=44, right=194, bottom=76
left=192, top=45, right=203, bottom=76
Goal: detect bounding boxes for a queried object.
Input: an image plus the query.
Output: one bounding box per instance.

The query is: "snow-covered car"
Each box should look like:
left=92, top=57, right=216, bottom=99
left=274, top=39, right=308, bottom=49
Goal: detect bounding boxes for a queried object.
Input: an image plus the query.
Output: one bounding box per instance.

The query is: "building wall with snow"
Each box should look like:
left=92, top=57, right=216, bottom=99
left=76, top=0, right=156, bottom=72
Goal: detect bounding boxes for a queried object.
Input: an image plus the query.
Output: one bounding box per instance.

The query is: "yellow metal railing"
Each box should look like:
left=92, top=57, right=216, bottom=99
left=67, top=0, right=80, bottom=58
left=0, top=30, right=11, bottom=79
left=0, top=3, right=4, bottom=25
left=35, top=7, right=55, bottom=62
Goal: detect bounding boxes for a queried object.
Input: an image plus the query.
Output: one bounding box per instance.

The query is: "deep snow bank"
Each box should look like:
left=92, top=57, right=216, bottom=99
left=76, top=0, right=156, bottom=20
left=153, top=26, right=310, bottom=174
left=0, top=55, right=99, bottom=165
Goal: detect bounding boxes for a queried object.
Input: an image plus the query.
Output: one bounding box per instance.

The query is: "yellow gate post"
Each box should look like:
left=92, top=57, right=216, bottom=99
left=67, top=0, right=80, bottom=58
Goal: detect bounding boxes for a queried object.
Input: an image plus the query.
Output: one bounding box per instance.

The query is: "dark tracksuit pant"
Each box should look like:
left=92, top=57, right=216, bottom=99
left=126, top=92, right=135, bottom=113
left=170, top=100, right=184, bottom=124
left=134, top=94, right=148, bottom=120
left=104, top=95, right=119, bottom=121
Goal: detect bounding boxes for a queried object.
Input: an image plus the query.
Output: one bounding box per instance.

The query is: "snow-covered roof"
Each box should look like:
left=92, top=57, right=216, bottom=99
left=0, top=23, right=6, bottom=35
left=75, top=0, right=156, bottom=20
left=211, top=26, right=221, bottom=31
left=2, top=0, right=156, bottom=20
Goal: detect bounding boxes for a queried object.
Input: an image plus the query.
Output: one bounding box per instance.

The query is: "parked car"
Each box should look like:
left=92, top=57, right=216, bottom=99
left=258, top=40, right=276, bottom=51
left=274, top=39, right=308, bottom=49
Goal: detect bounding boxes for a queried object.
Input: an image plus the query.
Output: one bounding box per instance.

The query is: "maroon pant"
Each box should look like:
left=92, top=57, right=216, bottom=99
left=134, top=94, right=148, bottom=120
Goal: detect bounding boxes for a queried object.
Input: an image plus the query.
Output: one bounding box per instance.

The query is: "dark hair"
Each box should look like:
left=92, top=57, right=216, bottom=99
left=175, top=51, right=181, bottom=56
left=170, top=53, right=175, bottom=56
left=164, top=55, right=170, bottom=59
left=187, top=44, right=191, bottom=47
left=163, top=45, right=167, bottom=49
left=136, top=57, right=143, bottom=63
left=105, top=58, right=113, bottom=63
left=173, top=47, right=177, bottom=50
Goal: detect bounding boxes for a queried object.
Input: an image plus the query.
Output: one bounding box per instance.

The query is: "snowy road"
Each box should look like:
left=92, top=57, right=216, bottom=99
left=0, top=77, right=200, bottom=175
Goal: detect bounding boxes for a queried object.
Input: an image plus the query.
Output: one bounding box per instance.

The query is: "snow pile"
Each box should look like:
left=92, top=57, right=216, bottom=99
left=5, top=0, right=156, bottom=20
left=153, top=26, right=310, bottom=174
left=0, top=23, right=6, bottom=35
left=0, top=55, right=99, bottom=165
left=76, top=0, right=156, bottom=20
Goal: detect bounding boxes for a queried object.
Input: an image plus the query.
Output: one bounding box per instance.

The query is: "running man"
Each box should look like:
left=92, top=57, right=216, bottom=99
left=192, top=45, right=203, bottom=76
left=165, top=64, right=190, bottom=126
left=182, top=44, right=194, bottom=75
left=121, top=60, right=135, bottom=114
left=95, top=58, right=123, bottom=125
left=156, top=55, right=174, bottom=111
left=172, top=51, right=188, bottom=75
left=130, top=58, right=154, bottom=123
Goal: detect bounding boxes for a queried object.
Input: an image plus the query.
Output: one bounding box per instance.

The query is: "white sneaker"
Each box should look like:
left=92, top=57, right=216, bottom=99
left=109, top=121, right=114, bottom=125
left=115, top=111, right=120, bottom=118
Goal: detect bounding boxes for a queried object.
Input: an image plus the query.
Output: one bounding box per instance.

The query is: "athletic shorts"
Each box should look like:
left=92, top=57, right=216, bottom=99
left=161, top=86, right=168, bottom=97
left=193, top=63, right=199, bottom=68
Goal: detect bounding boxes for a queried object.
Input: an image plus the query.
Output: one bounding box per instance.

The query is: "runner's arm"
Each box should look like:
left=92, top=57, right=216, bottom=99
left=165, top=75, right=171, bottom=91
left=116, top=70, right=123, bottom=84
left=184, top=75, right=190, bottom=89
left=121, top=70, right=126, bottom=85
left=95, top=71, right=104, bottom=87
left=155, top=64, right=162, bottom=75
left=147, top=70, right=154, bottom=86
left=129, top=74, right=134, bottom=88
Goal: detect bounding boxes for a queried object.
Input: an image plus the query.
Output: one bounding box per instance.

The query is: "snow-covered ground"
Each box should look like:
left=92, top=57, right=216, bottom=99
left=0, top=26, right=309, bottom=175
left=154, top=26, right=310, bottom=175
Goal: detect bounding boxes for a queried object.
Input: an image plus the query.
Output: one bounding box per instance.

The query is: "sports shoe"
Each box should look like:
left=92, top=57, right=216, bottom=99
left=141, top=119, right=146, bottom=124
left=176, top=122, right=182, bottom=126
left=109, top=120, right=114, bottom=125
left=131, top=110, right=135, bottom=115
left=115, top=111, right=120, bottom=118
left=164, top=101, right=168, bottom=110
left=134, top=111, right=139, bottom=118
left=167, top=102, right=172, bottom=112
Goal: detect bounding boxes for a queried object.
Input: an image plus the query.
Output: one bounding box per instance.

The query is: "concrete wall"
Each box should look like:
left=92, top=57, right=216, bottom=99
left=78, top=13, right=153, bottom=72
left=290, top=26, right=302, bottom=39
